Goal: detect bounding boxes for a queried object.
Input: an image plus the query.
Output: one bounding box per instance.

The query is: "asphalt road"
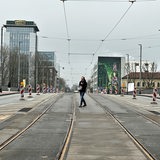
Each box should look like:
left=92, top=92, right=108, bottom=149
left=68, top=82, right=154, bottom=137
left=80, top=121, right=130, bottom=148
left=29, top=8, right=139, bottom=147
left=0, top=92, right=160, bottom=160
left=0, top=93, right=73, bottom=160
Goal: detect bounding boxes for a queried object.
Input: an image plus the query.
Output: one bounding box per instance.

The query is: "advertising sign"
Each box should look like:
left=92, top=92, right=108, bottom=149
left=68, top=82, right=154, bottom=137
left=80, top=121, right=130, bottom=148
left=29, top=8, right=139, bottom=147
left=98, top=56, right=122, bottom=93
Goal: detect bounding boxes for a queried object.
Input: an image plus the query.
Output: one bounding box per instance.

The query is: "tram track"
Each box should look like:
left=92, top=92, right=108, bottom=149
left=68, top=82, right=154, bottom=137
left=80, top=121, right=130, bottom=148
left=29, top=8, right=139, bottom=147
left=0, top=93, right=76, bottom=160
left=102, top=94, right=160, bottom=128
left=1, top=93, right=158, bottom=159
left=56, top=94, right=76, bottom=160
left=89, top=93, right=156, bottom=160
left=0, top=94, right=63, bottom=151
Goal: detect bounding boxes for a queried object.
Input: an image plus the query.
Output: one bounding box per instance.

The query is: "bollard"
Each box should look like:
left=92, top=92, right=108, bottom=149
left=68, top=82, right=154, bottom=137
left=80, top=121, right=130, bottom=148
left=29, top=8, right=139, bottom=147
left=28, top=84, right=33, bottom=98
left=43, top=84, right=46, bottom=94
left=115, top=87, right=118, bottom=95
left=121, top=88, right=124, bottom=96
left=47, top=85, right=49, bottom=93
left=50, top=85, right=53, bottom=93
left=133, top=88, right=137, bottom=99
left=20, top=84, right=25, bottom=100
left=109, top=88, right=112, bottom=94
left=151, top=88, right=158, bottom=104
left=36, top=84, right=40, bottom=95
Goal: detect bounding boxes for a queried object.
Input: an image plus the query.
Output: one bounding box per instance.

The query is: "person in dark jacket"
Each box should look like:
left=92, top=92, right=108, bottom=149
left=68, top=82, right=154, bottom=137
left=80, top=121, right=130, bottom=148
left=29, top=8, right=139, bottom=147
left=78, top=76, right=87, bottom=107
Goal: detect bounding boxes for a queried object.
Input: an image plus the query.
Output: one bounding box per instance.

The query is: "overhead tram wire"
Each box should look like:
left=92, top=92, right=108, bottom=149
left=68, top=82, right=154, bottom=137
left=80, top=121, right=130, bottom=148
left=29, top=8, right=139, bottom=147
left=63, top=0, right=157, bottom=2
left=89, top=0, right=135, bottom=67
left=62, top=0, right=71, bottom=64
left=61, top=0, right=93, bottom=84
left=103, top=2, right=134, bottom=41
left=62, top=0, right=130, bottom=2
left=69, top=52, right=95, bottom=55
left=60, top=0, right=155, bottom=77
left=40, top=32, right=160, bottom=42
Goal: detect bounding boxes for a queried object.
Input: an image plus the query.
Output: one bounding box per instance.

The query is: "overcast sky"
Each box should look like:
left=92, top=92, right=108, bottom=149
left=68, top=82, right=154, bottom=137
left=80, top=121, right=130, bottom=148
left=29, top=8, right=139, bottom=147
left=1, top=0, right=160, bottom=87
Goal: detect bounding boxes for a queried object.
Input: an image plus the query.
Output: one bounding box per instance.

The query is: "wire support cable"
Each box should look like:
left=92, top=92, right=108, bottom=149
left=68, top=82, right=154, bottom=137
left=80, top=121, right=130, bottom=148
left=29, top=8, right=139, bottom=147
left=90, top=1, right=134, bottom=66
left=63, top=0, right=131, bottom=2
left=63, top=0, right=156, bottom=2
left=62, top=1, right=70, bottom=39
left=69, top=52, right=95, bottom=55
left=103, top=2, right=134, bottom=42
left=62, top=0, right=71, bottom=64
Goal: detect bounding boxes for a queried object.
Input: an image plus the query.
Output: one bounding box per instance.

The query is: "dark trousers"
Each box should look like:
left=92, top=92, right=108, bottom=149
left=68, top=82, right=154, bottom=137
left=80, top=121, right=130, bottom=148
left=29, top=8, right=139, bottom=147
left=80, top=91, right=86, bottom=106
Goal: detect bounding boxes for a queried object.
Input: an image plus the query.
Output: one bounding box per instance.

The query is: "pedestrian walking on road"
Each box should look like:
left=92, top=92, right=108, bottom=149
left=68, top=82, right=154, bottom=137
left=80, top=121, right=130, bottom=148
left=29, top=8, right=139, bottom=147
left=78, top=76, right=87, bottom=107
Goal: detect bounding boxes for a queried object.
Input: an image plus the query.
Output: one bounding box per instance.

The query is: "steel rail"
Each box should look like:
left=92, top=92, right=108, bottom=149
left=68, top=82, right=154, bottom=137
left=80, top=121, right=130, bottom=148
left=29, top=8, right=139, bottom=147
left=0, top=94, right=63, bottom=151
left=104, top=94, right=160, bottom=128
left=89, top=94, right=155, bottom=160
left=56, top=94, right=76, bottom=160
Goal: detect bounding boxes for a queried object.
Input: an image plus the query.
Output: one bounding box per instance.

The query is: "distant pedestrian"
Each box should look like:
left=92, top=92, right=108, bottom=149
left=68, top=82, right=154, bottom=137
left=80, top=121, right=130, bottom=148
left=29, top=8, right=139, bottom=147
left=8, top=82, right=11, bottom=92
left=78, top=76, right=87, bottom=107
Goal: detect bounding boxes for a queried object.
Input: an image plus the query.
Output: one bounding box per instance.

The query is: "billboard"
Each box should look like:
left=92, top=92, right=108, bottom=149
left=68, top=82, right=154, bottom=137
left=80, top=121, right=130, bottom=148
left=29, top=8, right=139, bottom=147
left=98, top=56, right=123, bottom=93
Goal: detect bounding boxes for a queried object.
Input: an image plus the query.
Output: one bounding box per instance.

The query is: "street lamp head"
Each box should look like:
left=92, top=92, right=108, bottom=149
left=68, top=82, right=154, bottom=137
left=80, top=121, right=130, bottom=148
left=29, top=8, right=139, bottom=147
left=138, top=44, right=142, bottom=46
left=129, top=0, right=136, bottom=3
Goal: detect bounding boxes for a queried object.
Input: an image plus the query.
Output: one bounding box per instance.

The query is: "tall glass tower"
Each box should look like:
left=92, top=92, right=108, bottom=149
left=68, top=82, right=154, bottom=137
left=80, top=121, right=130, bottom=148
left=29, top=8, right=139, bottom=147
left=4, top=20, right=39, bottom=89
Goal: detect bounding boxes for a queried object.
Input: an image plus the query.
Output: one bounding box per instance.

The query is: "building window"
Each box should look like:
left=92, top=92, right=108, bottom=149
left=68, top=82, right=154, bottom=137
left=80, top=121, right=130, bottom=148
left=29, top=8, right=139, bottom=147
left=142, top=82, right=145, bottom=87
left=158, top=82, right=160, bottom=88
left=137, top=82, right=140, bottom=87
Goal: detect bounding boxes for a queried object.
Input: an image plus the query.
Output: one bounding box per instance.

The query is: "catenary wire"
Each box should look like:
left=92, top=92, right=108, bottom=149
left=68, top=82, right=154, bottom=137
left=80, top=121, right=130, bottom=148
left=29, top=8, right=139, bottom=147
left=40, top=32, right=160, bottom=42
left=62, top=0, right=135, bottom=82
left=62, top=0, right=156, bottom=2
left=62, top=0, right=71, bottom=65
left=60, top=0, right=157, bottom=85
left=89, top=0, right=135, bottom=67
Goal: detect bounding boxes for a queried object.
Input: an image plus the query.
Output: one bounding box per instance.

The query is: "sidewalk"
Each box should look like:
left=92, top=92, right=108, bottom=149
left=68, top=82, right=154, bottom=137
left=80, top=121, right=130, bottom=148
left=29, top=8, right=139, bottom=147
left=140, top=93, right=160, bottom=99
left=0, top=91, right=18, bottom=96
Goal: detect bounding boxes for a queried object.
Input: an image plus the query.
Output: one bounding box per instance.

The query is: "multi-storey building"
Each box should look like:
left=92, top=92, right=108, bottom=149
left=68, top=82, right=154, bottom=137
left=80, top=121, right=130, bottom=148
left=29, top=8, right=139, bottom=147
left=38, top=51, right=57, bottom=88
left=3, top=20, right=39, bottom=89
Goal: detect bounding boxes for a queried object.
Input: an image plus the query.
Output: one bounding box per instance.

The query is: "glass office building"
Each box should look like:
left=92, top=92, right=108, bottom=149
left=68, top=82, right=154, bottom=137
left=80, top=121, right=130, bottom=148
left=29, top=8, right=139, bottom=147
left=38, top=51, right=57, bottom=88
left=4, top=20, right=39, bottom=88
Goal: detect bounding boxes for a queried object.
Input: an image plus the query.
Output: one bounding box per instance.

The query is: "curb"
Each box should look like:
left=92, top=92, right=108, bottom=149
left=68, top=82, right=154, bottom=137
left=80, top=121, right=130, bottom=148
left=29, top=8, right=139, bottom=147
left=0, top=92, right=18, bottom=96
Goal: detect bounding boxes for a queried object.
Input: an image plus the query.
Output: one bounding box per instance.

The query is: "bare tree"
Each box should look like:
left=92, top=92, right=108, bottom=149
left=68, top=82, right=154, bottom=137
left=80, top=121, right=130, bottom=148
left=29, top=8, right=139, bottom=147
left=1, top=46, right=10, bottom=86
left=141, top=62, right=158, bottom=88
left=9, top=48, right=18, bottom=87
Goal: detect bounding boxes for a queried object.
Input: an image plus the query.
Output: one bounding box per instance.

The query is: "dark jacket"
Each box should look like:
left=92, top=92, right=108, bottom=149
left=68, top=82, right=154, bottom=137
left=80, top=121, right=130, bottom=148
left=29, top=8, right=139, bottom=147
left=79, top=79, right=87, bottom=92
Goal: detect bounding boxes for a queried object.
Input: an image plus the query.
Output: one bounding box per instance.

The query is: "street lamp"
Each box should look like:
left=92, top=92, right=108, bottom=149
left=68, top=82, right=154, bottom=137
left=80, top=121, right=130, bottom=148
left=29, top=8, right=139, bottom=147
left=28, top=52, right=31, bottom=85
left=138, top=44, right=142, bottom=94
left=126, top=54, right=129, bottom=94
left=18, top=41, right=22, bottom=90
left=0, top=25, right=4, bottom=92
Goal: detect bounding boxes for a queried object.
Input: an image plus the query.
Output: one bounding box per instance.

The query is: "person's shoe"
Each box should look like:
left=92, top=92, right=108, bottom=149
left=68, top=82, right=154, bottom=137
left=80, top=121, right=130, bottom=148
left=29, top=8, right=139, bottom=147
left=79, top=105, right=82, bottom=108
left=83, top=104, right=87, bottom=107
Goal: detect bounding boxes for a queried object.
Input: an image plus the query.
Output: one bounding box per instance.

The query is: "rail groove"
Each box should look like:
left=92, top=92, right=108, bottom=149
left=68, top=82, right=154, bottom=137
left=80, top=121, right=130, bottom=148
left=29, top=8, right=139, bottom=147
left=89, top=94, right=155, bottom=160
left=0, top=94, right=63, bottom=151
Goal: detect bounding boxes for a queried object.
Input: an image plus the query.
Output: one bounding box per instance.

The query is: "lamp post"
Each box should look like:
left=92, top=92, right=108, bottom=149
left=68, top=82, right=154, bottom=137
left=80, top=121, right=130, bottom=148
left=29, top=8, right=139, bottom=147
left=35, top=33, right=38, bottom=92
left=134, top=62, right=139, bottom=86
left=28, top=52, right=31, bottom=85
left=0, top=25, right=4, bottom=92
left=126, top=54, right=129, bottom=94
left=18, top=41, right=22, bottom=90
left=138, top=44, right=142, bottom=94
